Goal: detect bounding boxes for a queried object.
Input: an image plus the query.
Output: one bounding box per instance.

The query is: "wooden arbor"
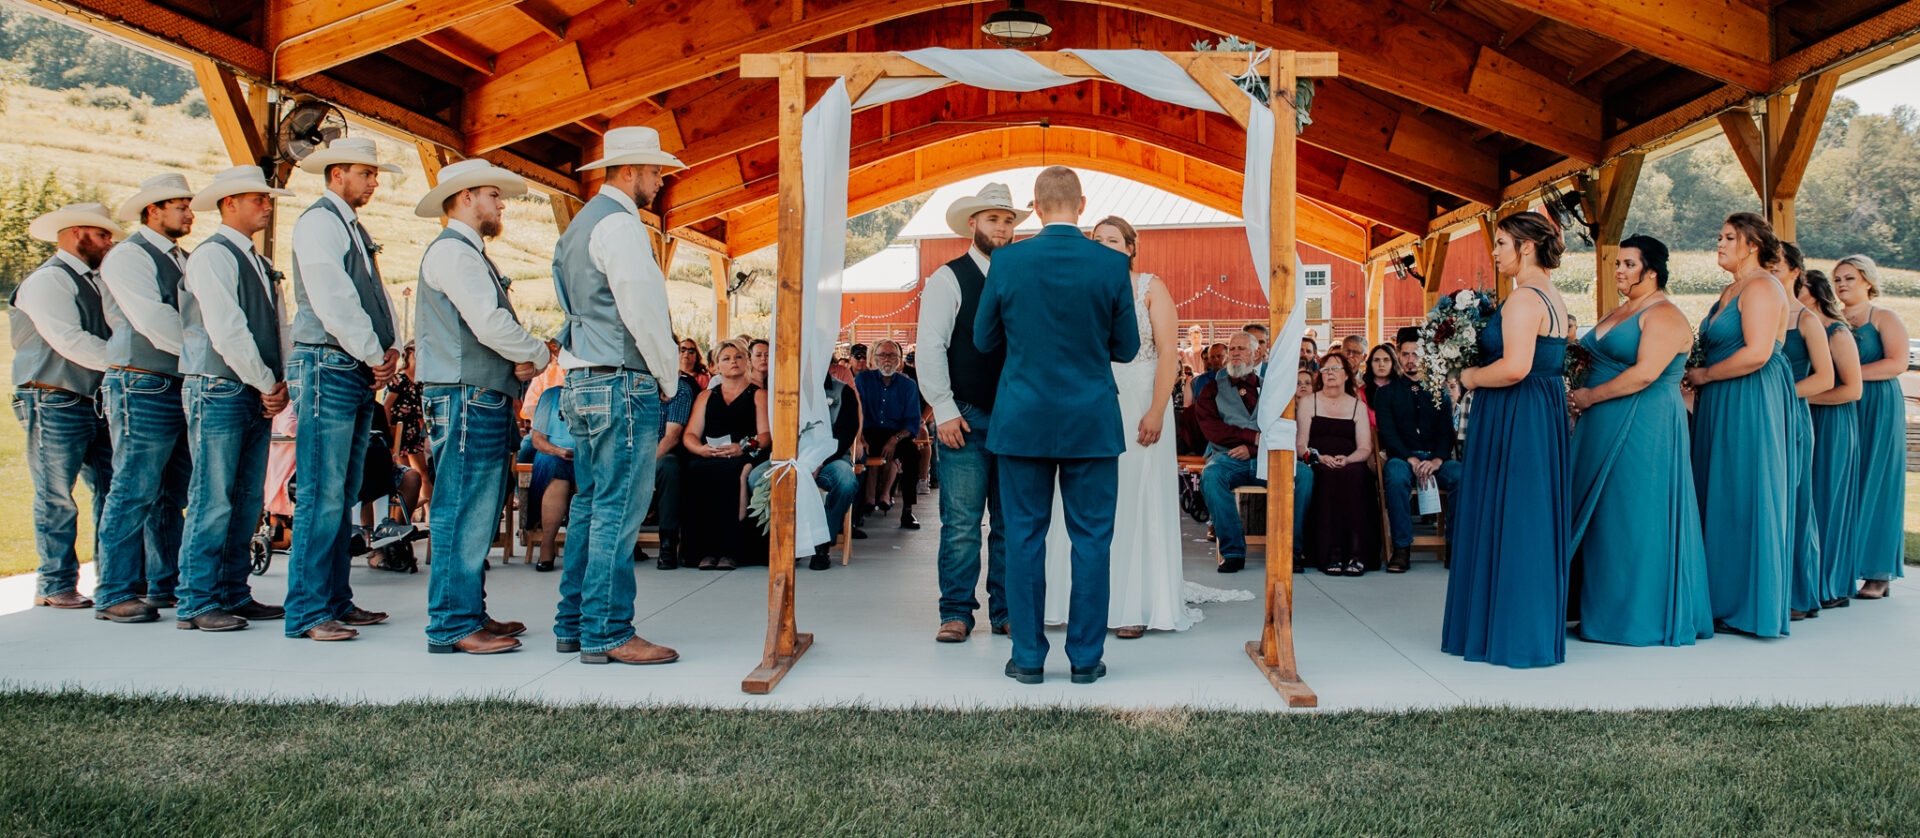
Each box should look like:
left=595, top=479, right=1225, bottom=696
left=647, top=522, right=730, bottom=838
left=737, top=49, right=1335, bottom=706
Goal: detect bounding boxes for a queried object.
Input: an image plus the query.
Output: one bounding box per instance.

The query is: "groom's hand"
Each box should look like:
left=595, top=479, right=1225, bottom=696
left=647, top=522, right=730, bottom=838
left=937, top=415, right=970, bottom=449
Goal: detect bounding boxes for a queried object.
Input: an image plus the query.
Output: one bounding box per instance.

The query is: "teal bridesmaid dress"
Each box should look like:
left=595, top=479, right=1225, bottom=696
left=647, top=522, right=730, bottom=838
left=1569, top=309, right=1713, bottom=646
left=1810, top=320, right=1861, bottom=602
left=1853, top=313, right=1907, bottom=584
left=1443, top=286, right=1571, bottom=668
left=1692, top=293, right=1793, bottom=637
left=1782, top=309, right=1823, bottom=614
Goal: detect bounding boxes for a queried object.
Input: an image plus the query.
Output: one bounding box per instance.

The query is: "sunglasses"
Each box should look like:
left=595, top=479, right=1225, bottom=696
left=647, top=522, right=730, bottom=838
left=679, top=347, right=698, bottom=354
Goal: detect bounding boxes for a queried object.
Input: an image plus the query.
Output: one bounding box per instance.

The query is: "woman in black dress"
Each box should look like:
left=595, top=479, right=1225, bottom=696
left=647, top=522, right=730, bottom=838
left=679, top=339, right=771, bottom=570
left=1296, top=352, right=1379, bottom=575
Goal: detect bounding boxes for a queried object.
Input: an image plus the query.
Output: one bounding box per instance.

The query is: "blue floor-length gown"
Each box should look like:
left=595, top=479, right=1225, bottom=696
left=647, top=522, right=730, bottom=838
left=1810, top=321, right=1861, bottom=602
left=1442, top=287, right=1570, bottom=668
left=1569, top=309, right=1714, bottom=646
left=1782, top=309, right=1824, bottom=614
left=1692, top=293, right=1794, bottom=637
left=1853, top=313, right=1907, bottom=584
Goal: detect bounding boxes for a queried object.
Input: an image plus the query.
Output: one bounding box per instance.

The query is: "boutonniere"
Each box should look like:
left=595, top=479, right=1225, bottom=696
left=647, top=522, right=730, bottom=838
left=367, top=243, right=384, bottom=257
left=267, top=268, right=285, bottom=283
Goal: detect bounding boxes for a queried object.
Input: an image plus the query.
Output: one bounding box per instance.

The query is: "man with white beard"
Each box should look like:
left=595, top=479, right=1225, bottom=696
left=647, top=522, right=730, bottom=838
left=1195, top=331, right=1313, bottom=573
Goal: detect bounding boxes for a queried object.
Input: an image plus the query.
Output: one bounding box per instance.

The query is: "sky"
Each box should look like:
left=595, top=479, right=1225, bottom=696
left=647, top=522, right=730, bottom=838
left=1836, top=59, right=1920, bottom=115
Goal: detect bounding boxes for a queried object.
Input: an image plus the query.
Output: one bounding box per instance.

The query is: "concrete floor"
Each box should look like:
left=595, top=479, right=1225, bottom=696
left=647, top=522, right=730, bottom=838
left=3, top=496, right=1916, bottom=712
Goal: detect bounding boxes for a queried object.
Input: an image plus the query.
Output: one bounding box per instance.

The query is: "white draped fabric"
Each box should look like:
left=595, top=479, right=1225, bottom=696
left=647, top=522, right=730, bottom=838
left=779, top=48, right=1305, bottom=555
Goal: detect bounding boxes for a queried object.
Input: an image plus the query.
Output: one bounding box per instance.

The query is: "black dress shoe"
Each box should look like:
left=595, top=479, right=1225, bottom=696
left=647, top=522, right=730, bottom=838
left=1217, top=557, right=1244, bottom=573
left=556, top=639, right=581, bottom=653
left=658, top=541, right=679, bottom=570
left=899, top=508, right=920, bottom=530
left=1070, top=662, right=1108, bottom=684
left=1004, top=660, right=1044, bottom=685
left=535, top=560, right=555, bottom=572
left=851, top=527, right=867, bottom=540
left=809, top=550, right=831, bottom=571
left=177, top=610, right=248, bottom=632
left=231, top=600, right=285, bottom=620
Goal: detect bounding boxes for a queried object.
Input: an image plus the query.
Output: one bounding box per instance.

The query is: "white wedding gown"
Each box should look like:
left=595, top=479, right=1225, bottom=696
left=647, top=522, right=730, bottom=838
left=1041, top=273, right=1229, bottom=631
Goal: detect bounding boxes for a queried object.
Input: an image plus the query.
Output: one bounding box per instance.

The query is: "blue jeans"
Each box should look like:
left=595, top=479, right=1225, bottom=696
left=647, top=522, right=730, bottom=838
left=1000, top=454, right=1117, bottom=669
left=13, top=387, right=113, bottom=598
left=177, top=376, right=270, bottom=618
left=934, top=403, right=1007, bottom=630
left=1202, top=453, right=1312, bottom=560
left=553, top=369, right=662, bottom=653
left=1380, top=457, right=1462, bottom=548
left=283, top=345, right=374, bottom=637
left=748, top=456, right=860, bottom=546
left=422, top=385, right=515, bottom=646
left=94, top=370, right=191, bottom=609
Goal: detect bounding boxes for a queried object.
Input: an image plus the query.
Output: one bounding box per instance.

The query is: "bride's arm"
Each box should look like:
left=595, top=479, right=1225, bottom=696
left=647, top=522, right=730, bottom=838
left=1137, top=276, right=1180, bottom=447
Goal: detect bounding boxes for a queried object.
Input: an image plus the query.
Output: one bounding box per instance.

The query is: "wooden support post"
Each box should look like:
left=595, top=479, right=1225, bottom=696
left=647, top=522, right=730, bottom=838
left=743, top=53, right=813, bottom=694
left=190, top=58, right=277, bottom=255
left=1591, top=154, right=1644, bottom=318
left=1476, top=214, right=1500, bottom=297
left=1720, top=72, right=1838, bottom=243
left=1364, top=258, right=1385, bottom=347
left=550, top=195, right=582, bottom=233
left=709, top=253, right=732, bottom=341
left=1248, top=50, right=1316, bottom=709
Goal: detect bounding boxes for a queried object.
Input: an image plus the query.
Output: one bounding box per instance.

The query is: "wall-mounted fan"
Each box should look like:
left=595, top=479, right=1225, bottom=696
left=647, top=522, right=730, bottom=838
left=1542, top=181, right=1596, bottom=246
left=274, top=99, right=348, bottom=171
left=730, top=267, right=767, bottom=295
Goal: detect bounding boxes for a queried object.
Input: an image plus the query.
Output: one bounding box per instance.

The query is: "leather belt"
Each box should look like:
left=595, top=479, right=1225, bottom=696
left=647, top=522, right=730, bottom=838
left=109, top=365, right=177, bottom=378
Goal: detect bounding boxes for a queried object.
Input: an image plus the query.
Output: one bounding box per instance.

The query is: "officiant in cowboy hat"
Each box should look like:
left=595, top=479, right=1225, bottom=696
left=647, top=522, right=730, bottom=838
left=550, top=125, right=687, bottom=666
left=14, top=201, right=123, bottom=611
left=283, top=136, right=405, bottom=643
left=174, top=164, right=292, bottom=634
left=413, top=159, right=551, bottom=656
left=91, top=172, right=200, bottom=624
left=918, top=182, right=1029, bottom=643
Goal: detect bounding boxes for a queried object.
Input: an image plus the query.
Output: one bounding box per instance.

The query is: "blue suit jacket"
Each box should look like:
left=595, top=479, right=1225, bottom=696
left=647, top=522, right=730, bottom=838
left=974, top=223, right=1140, bottom=458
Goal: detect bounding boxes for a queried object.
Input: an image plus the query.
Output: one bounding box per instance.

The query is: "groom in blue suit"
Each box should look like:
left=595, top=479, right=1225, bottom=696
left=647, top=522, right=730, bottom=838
left=975, top=166, right=1140, bottom=685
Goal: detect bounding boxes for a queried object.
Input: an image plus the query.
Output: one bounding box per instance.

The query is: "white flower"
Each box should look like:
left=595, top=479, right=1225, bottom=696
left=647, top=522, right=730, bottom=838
left=1454, top=290, right=1477, bottom=309
left=1440, top=344, right=1460, bottom=360
left=1459, top=325, right=1476, bottom=343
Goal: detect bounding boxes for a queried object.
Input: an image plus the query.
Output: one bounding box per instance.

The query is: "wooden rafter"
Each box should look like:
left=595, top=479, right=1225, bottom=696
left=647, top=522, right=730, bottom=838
left=270, top=0, right=522, bottom=81
left=1497, top=0, right=1770, bottom=90
left=461, top=0, right=1601, bottom=160
left=419, top=31, right=494, bottom=75
left=1589, top=153, right=1644, bottom=317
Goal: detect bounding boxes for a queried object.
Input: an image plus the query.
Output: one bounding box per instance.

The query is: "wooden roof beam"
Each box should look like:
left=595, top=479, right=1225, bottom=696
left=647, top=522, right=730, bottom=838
left=419, top=31, right=494, bottom=75
left=460, top=0, right=1602, bottom=161
left=508, top=0, right=568, bottom=40
left=271, top=0, right=523, bottom=81
left=1499, top=12, right=1542, bottom=49
left=1567, top=43, right=1633, bottom=84
left=1496, top=0, right=1771, bottom=90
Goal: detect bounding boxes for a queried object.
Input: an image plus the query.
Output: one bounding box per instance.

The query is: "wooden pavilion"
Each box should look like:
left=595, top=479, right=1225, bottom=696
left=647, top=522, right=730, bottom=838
left=21, top=0, right=1920, bottom=699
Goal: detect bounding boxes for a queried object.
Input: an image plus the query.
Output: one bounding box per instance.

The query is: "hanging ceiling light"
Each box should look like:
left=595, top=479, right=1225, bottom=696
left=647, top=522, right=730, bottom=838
left=982, top=1, right=1052, bottom=48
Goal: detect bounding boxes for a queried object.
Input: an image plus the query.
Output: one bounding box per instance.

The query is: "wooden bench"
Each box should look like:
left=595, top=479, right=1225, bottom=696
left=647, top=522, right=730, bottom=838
left=1215, top=484, right=1268, bottom=562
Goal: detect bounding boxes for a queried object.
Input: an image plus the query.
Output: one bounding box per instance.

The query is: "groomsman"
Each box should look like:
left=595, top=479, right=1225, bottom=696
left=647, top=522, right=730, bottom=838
left=92, top=174, right=198, bottom=623
left=12, top=202, right=121, bottom=610
left=551, top=126, right=685, bottom=665
left=916, top=183, right=1027, bottom=643
left=175, top=166, right=294, bottom=632
left=284, top=138, right=402, bottom=642
left=413, top=159, right=550, bottom=655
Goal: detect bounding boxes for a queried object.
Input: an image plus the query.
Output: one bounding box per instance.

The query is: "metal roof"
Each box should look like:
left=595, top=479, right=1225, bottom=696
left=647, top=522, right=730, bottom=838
left=840, top=243, right=923, bottom=294
left=896, top=168, right=1241, bottom=240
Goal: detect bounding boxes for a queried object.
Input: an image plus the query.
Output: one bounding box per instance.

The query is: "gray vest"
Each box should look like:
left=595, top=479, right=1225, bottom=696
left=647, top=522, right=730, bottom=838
left=551, top=193, right=648, bottom=372
left=102, top=234, right=185, bottom=375
left=179, top=235, right=284, bottom=384
left=9, top=255, right=108, bottom=395
left=1205, top=374, right=1262, bottom=458
left=289, top=197, right=396, bottom=352
left=415, top=228, right=525, bottom=398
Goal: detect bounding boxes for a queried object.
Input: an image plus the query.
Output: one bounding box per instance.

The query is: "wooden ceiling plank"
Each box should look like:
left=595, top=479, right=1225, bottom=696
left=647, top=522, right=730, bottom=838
left=1567, top=42, right=1633, bottom=84
left=419, top=31, right=495, bottom=75
left=1499, top=11, right=1543, bottom=48
left=508, top=0, right=568, bottom=40
left=272, top=0, right=524, bottom=81
left=1496, top=0, right=1770, bottom=90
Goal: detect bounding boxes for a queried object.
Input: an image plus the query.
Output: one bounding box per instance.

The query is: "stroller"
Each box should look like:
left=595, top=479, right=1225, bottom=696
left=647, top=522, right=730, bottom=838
left=250, top=407, right=426, bottom=575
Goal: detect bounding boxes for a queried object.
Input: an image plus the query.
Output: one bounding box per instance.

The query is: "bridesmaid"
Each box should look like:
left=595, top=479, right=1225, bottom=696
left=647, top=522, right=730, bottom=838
left=1684, top=213, right=1795, bottom=637
left=1567, top=235, right=1713, bottom=646
left=1772, top=243, right=1835, bottom=620
left=1442, top=211, right=1571, bottom=668
left=1797, top=269, right=1864, bottom=608
left=1833, top=256, right=1911, bottom=600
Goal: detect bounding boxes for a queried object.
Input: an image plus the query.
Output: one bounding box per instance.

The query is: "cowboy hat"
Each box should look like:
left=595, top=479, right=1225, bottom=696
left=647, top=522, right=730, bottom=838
left=28, top=202, right=124, bottom=243
left=297, top=136, right=405, bottom=176
left=115, top=173, right=196, bottom=222
left=944, top=182, right=1030, bottom=239
left=414, top=158, right=529, bottom=218
left=191, top=165, right=294, bottom=212
left=578, top=126, right=685, bottom=171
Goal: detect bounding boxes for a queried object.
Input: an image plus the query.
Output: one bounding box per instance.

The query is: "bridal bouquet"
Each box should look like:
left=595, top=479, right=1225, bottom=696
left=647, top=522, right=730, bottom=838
left=1417, top=288, right=1497, bottom=408
left=1563, top=342, right=1595, bottom=389
left=1686, top=329, right=1709, bottom=369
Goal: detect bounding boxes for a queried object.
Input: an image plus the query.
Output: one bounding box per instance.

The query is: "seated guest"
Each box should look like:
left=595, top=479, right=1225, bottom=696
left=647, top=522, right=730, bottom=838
left=1362, top=343, right=1401, bottom=403
left=1299, top=352, right=1378, bottom=575
left=1196, top=331, right=1313, bottom=573
left=527, top=383, right=575, bottom=573
left=680, top=339, right=770, bottom=570
left=1341, top=335, right=1367, bottom=372
left=750, top=372, right=864, bottom=571
left=356, top=401, right=423, bottom=571
left=1243, top=323, right=1271, bottom=363
left=847, top=343, right=869, bottom=376
left=747, top=337, right=769, bottom=389
left=646, top=359, right=698, bottom=569
left=829, top=345, right=855, bottom=386
left=1187, top=342, right=1229, bottom=404
left=854, top=338, right=925, bottom=529
left=678, top=337, right=709, bottom=389
left=1376, top=335, right=1461, bottom=573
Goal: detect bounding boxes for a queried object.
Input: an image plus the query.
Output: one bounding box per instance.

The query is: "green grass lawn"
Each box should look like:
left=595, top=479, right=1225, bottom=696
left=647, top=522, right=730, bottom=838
left=1, top=692, right=1917, bottom=836
left=0, top=317, right=94, bottom=578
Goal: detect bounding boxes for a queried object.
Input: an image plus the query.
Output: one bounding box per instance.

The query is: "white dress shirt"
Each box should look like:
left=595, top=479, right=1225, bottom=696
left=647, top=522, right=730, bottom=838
left=185, top=225, right=286, bottom=392
left=98, top=224, right=187, bottom=358
left=291, top=189, right=394, bottom=367
left=913, top=246, right=990, bottom=426
left=420, top=219, right=550, bottom=368
left=14, top=248, right=110, bottom=372
left=557, top=184, right=679, bottom=400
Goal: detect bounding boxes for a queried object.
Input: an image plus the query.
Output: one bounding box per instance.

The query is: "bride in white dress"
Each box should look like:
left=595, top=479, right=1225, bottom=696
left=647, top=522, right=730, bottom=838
left=1042, top=217, right=1206, bottom=636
